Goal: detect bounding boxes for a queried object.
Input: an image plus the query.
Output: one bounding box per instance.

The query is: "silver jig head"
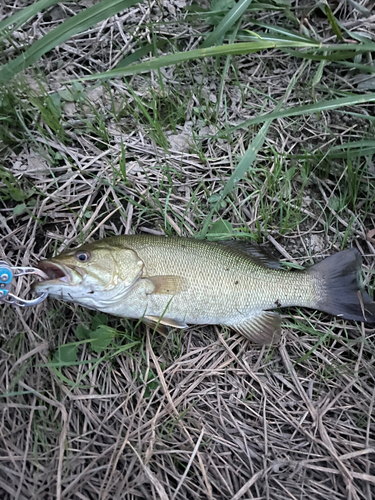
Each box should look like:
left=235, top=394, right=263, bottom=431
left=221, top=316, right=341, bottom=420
left=0, top=261, right=48, bottom=307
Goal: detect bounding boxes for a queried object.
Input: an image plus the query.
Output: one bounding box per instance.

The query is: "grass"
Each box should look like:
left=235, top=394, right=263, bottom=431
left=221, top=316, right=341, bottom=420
left=0, top=0, right=375, bottom=499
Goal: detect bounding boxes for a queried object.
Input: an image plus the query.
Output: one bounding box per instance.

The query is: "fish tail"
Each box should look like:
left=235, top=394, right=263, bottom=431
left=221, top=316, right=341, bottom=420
left=309, top=248, right=375, bottom=323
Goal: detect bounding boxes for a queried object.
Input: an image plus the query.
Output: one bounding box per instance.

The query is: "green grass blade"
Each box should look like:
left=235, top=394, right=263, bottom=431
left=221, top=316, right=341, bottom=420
left=329, top=139, right=375, bottom=157
left=0, top=0, right=143, bottom=83
left=312, top=58, right=326, bottom=88
left=318, top=0, right=344, bottom=41
left=216, top=20, right=241, bottom=116
left=317, top=42, right=375, bottom=52
left=240, top=22, right=316, bottom=42
left=73, top=39, right=375, bottom=83
left=333, top=60, right=375, bottom=74
left=115, top=39, right=168, bottom=69
left=240, top=32, right=317, bottom=44
left=346, top=0, right=371, bottom=16
left=293, top=140, right=375, bottom=160
left=199, top=60, right=309, bottom=237
left=240, top=30, right=375, bottom=55
left=337, top=110, right=375, bottom=123
left=201, top=0, right=254, bottom=48
left=221, top=92, right=375, bottom=133
left=241, top=27, right=375, bottom=52
left=75, top=40, right=320, bottom=81
left=0, top=0, right=59, bottom=40
left=199, top=120, right=271, bottom=238
left=239, top=32, right=310, bottom=44
left=282, top=49, right=368, bottom=62
left=124, top=82, right=168, bottom=149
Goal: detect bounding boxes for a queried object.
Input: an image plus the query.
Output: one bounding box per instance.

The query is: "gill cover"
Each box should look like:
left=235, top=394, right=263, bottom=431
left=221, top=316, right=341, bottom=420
left=102, top=245, right=144, bottom=288
left=68, top=241, right=145, bottom=291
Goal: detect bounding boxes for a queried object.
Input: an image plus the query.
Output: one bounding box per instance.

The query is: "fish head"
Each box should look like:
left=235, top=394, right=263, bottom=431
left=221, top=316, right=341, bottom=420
left=34, top=241, right=144, bottom=307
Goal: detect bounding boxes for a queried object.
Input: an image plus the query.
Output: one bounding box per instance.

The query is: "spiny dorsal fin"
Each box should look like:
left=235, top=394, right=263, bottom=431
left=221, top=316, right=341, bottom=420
left=144, top=275, right=187, bottom=295
left=217, top=240, right=281, bottom=269
left=231, top=312, right=281, bottom=345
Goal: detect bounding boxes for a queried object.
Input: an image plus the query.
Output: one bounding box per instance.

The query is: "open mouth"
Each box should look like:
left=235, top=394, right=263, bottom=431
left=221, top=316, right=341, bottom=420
left=37, top=261, right=71, bottom=283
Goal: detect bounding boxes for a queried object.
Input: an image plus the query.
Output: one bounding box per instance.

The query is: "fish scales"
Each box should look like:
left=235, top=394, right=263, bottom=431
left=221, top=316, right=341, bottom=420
left=34, top=235, right=375, bottom=345
left=117, top=236, right=318, bottom=323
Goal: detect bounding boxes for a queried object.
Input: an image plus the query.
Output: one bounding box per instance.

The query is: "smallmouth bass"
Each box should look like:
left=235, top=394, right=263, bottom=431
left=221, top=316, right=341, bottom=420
left=34, top=236, right=375, bottom=344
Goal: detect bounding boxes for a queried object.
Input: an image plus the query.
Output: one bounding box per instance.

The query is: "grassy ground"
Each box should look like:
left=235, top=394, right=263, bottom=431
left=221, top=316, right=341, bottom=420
left=0, top=1, right=375, bottom=499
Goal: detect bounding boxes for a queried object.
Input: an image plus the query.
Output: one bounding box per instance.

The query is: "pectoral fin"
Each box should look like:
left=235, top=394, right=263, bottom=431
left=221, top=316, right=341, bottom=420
left=231, top=312, right=281, bottom=345
left=143, top=315, right=188, bottom=335
left=145, top=275, right=187, bottom=295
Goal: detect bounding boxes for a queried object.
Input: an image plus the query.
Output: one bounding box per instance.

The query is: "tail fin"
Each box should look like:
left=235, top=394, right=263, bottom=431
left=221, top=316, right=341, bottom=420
left=309, top=248, right=375, bottom=323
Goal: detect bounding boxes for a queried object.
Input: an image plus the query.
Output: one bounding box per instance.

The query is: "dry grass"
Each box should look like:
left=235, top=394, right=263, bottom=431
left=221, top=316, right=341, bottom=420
left=0, top=1, right=375, bottom=499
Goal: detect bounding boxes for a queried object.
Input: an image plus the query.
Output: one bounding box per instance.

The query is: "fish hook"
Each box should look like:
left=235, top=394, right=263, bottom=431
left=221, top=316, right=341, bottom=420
left=0, top=261, right=48, bottom=307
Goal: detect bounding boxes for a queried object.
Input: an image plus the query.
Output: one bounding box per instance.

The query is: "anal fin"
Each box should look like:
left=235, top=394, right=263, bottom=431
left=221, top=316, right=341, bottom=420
left=143, top=315, right=188, bottom=335
left=231, top=312, right=281, bottom=345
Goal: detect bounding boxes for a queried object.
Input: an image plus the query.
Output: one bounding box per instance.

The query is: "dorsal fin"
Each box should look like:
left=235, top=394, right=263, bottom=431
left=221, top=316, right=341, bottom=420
left=217, top=240, right=281, bottom=269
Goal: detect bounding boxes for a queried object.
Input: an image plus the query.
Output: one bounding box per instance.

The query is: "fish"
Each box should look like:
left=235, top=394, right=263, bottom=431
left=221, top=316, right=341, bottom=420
left=34, top=235, right=375, bottom=345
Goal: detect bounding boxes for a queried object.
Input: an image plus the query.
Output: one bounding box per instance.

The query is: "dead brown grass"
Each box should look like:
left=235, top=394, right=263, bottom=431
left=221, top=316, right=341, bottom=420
left=0, top=1, right=375, bottom=499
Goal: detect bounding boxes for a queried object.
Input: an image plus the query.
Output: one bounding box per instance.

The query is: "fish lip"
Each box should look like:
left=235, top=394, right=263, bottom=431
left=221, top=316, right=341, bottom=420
left=37, top=261, right=74, bottom=285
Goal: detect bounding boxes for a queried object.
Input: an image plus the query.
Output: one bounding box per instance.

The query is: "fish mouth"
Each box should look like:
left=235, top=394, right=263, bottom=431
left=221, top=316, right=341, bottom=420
left=37, top=261, right=73, bottom=285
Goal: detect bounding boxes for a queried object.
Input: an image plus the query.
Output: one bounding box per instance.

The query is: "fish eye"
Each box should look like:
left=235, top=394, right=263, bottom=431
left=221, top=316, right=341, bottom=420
left=75, top=251, right=91, bottom=263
